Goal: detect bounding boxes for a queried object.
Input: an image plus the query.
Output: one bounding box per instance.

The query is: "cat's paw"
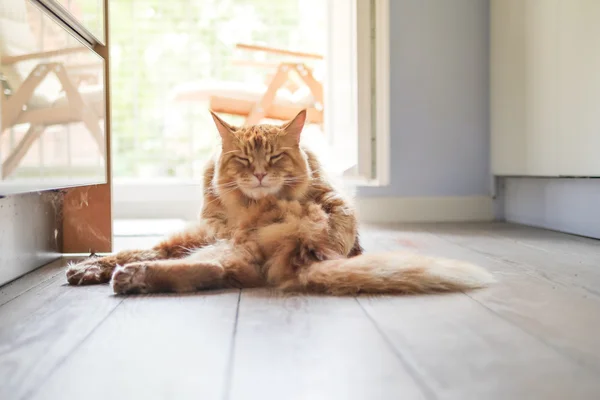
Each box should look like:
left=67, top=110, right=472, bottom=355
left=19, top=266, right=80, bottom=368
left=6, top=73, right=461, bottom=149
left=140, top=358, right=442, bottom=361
left=111, top=263, right=148, bottom=294
left=66, top=260, right=108, bottom=285
left=303, top=203, right=329, bottom=225
left=300, top=245, right=328, bottom=262
left=291, top=243, right=341, bottom=268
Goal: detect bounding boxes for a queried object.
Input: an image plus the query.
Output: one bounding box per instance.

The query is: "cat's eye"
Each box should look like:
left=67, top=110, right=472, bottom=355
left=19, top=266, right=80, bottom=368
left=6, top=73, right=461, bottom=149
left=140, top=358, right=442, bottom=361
left=269, top=153, right=285, bottom=164
left=233, top=156, right=250, bottom=166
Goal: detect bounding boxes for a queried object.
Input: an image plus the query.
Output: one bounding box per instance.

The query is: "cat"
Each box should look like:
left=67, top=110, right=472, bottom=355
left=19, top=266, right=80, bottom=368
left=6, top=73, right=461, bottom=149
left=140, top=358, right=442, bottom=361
left=66, top=109, right=494, bottom=295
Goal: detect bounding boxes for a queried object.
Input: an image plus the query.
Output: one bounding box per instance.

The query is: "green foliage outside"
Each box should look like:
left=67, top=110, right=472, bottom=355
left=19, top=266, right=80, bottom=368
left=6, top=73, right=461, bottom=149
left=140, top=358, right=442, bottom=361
left=109, top=0, right=325, bottom=180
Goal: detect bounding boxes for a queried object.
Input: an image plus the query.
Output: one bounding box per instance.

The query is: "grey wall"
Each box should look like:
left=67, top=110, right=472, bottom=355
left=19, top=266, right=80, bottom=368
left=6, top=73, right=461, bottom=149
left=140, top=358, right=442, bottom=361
left=359, top=0, right=490, bottom=198
left=0, top=192, right=62, bottom=286
left=499, top=178, right=600, bottom=240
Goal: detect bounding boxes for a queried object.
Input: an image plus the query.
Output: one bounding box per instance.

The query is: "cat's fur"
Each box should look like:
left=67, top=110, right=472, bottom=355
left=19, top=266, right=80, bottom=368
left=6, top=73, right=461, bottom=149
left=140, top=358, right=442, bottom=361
left=66, top=110, right=494, bottom=295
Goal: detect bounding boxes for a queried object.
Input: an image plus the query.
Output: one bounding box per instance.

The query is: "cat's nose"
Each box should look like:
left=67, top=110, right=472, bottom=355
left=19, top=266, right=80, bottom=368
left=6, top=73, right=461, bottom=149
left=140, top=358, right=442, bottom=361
left=254, top=173, right=267, bottom=183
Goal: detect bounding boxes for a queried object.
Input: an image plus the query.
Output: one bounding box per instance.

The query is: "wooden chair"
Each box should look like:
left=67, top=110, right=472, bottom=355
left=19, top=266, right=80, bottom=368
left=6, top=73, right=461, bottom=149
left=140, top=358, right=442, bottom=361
left=170, top=43, right=324, bottom=126
left=0, top=0, right=105, bottom=179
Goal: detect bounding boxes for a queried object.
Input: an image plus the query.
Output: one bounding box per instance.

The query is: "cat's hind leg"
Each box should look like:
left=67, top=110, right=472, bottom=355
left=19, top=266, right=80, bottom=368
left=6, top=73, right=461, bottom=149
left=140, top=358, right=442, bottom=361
left=67, top=223, right=217, bottom=286
left=110, top=240, right=263, bottom=294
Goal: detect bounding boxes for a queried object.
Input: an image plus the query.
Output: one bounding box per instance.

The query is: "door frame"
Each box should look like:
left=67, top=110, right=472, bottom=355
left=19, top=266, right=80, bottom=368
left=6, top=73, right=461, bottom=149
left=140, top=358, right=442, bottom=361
left=355, top=0, right=390, bottom=185
left=31, top=0, right=114, bottom=253
left=113, top=0, right=391, bottom=221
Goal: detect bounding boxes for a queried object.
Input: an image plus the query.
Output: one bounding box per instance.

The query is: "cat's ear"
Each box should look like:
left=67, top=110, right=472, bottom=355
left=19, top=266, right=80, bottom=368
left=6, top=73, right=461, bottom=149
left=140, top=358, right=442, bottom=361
left=210, top=110, right=236, bottom=146
left=281, top=109, right=307, bottom=144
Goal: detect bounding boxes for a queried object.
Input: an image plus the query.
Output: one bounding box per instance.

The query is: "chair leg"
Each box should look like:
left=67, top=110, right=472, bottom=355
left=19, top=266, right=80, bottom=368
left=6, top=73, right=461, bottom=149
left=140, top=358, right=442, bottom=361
left=1, top=64, right=53, bottom=130
left=293, top=63, right=324, bottom=107
left=2, top=62, right=105, bottom=157
left=54, top=65, right=105, bottom=155
left=245, top=63, right=290, bottom=125
left=2, top=125, right=45, bottom=179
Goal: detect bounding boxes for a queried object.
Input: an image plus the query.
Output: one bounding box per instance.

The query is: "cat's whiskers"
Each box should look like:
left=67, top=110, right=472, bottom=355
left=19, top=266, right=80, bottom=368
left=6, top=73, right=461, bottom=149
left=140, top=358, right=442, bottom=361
left=283, top=173, right=311, bottom=179
left=282, top=174, right=310, bottom=179
left=282, top=177, right=310, bottom=183
left=213, top=182, right=238, bottom=190
left=214, top=185, right=239, bottom=196
left=204, top=186, right=240, bottom=207
left=283, top=177, right=307, bottom=181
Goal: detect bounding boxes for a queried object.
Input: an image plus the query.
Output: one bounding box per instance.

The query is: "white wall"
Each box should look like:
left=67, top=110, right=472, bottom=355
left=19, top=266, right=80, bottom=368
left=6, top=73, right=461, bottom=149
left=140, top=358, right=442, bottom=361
left=359, top=0, right=490, bottom=198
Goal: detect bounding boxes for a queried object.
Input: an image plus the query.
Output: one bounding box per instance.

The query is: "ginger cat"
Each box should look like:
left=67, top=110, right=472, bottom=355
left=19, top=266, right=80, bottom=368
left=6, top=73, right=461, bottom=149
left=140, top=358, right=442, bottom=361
left=66, top=110, right=493, bottom=295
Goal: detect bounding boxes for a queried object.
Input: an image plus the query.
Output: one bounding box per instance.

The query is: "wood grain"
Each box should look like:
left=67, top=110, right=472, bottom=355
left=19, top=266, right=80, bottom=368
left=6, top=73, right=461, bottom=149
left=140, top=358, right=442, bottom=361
left=0, top=269, right=122, bottom=399
left=474, top=222, right=600, bottom=265
left=0, top=258, right=70, bottom=307
left=227, top=288, right=429, bottom=400
left=33, top=290, right=240, bottom=400
left=360, top=292, right=600, bottom=399
left=3, top=224, right=600, bottom=399
left=429, top=223, right=600, bottom=298
left=62, top=184, right=112, bottom=253
left=366, top=224, right=600, bottom=373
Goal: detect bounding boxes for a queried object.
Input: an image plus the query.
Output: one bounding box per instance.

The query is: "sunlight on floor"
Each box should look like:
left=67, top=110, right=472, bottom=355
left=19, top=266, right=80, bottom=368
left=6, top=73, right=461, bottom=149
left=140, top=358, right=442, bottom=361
left=113, top=219, right=187, bottom=251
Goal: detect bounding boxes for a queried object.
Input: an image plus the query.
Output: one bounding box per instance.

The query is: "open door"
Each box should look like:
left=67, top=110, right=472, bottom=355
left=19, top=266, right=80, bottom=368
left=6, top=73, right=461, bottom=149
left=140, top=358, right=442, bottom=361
left=325, top=0, right=389, bottom=185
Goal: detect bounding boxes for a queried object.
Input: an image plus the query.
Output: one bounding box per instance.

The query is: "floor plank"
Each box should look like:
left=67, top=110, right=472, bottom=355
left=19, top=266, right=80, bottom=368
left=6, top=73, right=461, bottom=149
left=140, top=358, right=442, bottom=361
left=483, top=222, right=600, bottom=263
left=2, top=223, right=600, bottom=399
left=360, top=292, right=600, bottom=399
left=228, top=289, right=429, bottom=400
left=0, top=270, right=123, bottom=399
left=365, top=225, right=600, bottom=373
left=32, top=290, right=240, bottom=400
left=479, top=223, right=600, bottom=277
left=429, top=223, right=600, bottom=298
left=0, top=258, right=67, bottom=307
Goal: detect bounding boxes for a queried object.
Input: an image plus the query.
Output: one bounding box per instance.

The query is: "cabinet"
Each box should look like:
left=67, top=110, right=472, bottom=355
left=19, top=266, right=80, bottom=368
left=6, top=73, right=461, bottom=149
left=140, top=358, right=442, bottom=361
left=491, top=0, right=600, bottom=176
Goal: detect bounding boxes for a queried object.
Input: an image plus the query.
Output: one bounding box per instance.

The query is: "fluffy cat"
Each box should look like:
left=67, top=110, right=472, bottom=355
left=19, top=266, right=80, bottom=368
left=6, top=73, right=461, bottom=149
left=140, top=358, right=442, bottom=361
left=66, top=110, right=494, bottom=295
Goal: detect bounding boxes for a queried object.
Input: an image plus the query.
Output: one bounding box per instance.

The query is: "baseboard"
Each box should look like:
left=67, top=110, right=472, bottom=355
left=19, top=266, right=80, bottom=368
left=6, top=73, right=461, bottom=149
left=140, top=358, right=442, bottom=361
left=113, top=182, right=203, bottom=220
left=356, top=196, right=494, bottom=223
left=498, top=177, right=600, bottom=239
left=114, top=182, right=495, bottom=224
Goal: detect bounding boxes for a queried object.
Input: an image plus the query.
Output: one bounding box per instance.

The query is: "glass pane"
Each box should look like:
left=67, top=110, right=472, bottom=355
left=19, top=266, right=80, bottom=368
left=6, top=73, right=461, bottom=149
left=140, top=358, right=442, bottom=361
left=110, top=0, right=327, bottom=181
left=54, top=0, right=105, bottom=43
left=0, top=0, right=107, bottom=195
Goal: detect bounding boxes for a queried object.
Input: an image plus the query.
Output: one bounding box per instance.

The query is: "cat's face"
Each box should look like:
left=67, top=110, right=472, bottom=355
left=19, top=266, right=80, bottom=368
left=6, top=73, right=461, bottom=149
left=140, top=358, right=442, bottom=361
left=211, top=110, right=310, bottom=200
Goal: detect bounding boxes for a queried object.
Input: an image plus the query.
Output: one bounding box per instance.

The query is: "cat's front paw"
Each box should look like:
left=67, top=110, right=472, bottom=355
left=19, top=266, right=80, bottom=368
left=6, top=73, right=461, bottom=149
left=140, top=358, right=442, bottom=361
left=66, top=259, right=109, bottom=285
left=291, top=243, right=341, bottom=268
left=300, top=245, right=328, bottom=262
left=111, top=263, right=148, bottom=294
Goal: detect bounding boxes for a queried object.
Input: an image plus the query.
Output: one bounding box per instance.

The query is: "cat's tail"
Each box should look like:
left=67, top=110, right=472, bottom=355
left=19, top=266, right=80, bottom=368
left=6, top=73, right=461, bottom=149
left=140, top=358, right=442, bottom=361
left=285, top=252, right=494, bottom=295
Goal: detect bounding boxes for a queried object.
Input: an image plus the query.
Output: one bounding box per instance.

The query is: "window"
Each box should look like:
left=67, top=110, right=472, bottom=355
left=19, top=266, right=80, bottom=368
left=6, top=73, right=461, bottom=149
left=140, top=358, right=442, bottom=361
left=110, top=0, right=389, bottom=219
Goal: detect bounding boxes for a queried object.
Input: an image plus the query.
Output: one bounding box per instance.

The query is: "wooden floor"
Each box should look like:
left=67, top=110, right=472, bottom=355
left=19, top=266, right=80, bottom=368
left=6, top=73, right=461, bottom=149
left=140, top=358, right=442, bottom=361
left=2, top=223, right=600, bottom=400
